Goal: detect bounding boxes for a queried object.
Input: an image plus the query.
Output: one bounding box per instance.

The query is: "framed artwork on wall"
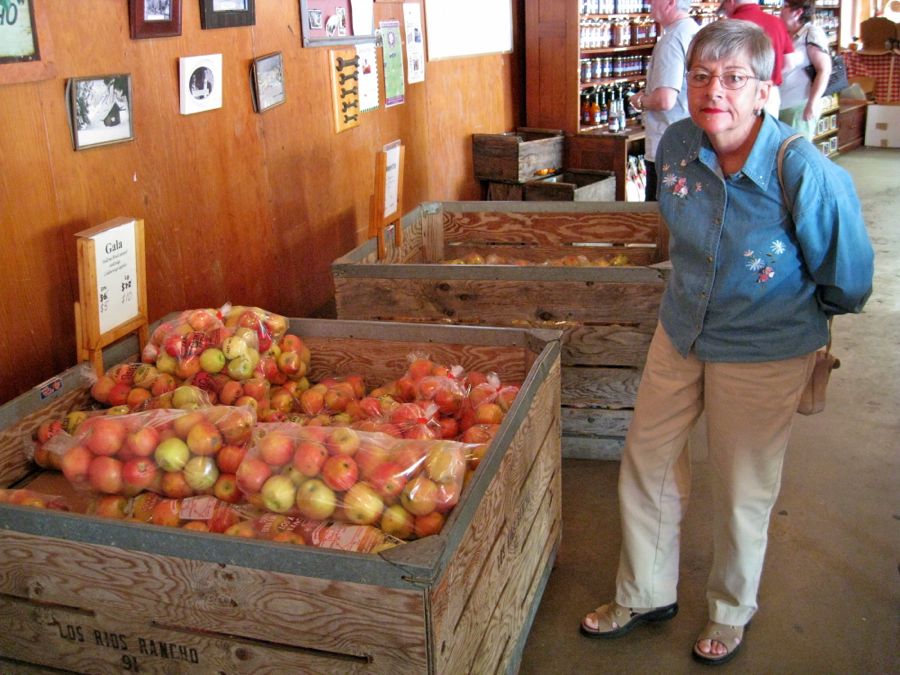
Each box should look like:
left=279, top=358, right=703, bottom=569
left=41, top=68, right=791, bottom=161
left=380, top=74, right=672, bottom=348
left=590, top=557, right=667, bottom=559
left=179, top=53, right=223, bottom=114
left=0, top=0, right=55, bottom=85
left=199, top=0, right=255, bottom=29
left=299, top=0, right=375, bottom=47
left=250, top=52, right=286, bottom=113
left=129, top=0, right=183, bottom=39
left=66, top=74, right=135, bottom=151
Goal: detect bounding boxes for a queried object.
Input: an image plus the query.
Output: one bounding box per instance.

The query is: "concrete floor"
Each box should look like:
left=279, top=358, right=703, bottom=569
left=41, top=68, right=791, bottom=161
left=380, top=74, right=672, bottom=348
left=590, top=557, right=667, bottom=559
left=519, top=147, right=900, bottom=674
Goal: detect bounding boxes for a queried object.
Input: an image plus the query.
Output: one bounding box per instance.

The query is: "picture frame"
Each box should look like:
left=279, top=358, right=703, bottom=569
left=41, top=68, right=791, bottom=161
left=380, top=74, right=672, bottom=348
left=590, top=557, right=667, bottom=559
left=199, top=0, right=255, bottom=29
left=299, top=0, right=376, bottom=47
left=179, top=53, right=223, bottom=115
left=0, top=0, right=55, bottom=85
left=250, top=51, right=286, bottom=113
left=66, top=74, right=135, bottom=151
left=129, top=0, right=182, bottom=40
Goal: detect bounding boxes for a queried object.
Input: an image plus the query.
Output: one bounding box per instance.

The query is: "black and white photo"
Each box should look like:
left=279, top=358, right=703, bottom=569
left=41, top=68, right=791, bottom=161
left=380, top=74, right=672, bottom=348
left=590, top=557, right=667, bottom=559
left=251, top=52, right=286, bottom=113
left=67, top=74, right=134, bottom=150
left=179, top=53, right=223, bottom=114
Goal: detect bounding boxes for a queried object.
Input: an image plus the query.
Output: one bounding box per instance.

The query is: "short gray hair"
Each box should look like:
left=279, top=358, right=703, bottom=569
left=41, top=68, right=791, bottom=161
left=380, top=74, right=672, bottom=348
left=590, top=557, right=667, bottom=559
left=675, top=0, right=693, bottom=11
left=687, top=19, right=775, bottom=81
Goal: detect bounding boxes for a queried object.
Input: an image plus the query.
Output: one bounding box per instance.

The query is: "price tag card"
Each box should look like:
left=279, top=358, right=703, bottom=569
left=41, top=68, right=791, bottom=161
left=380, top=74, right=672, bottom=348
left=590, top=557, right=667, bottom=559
left=383, top=140, right=401, bottom=218
left=90, top=219, right=139, bottom=335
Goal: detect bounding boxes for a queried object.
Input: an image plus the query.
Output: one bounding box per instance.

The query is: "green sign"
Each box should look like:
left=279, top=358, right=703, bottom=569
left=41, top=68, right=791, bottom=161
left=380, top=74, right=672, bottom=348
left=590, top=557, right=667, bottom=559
left=0, top=0, right=39, bottom=63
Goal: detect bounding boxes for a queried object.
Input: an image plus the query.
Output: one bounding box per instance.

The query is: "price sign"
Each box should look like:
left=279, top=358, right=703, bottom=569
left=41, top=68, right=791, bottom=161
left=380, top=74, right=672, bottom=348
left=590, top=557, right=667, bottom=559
left=75, top=217, right=148, bottom=375
left=369, top=142, right=405, bottom=260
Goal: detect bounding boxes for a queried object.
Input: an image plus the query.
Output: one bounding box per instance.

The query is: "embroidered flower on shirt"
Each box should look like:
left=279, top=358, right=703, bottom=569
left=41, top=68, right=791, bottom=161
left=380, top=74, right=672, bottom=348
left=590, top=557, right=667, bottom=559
left=694, top=182, right=703, bottom=193
left=743, top=250, right=754, bottom=257
left=770, top=240, right=786, bottom=255
left=679, top=159, right=687, bottom=167
left=746, top=257, right=765, bottom=272
left=748, top=238, right=786, bottom=285
left=662, top=173, right=678, bottom=187
left=673, top=177, right=689, bottom=198
left=662, top=163, right=670, bottom=172
left=758, top=267, right=775, bottom=283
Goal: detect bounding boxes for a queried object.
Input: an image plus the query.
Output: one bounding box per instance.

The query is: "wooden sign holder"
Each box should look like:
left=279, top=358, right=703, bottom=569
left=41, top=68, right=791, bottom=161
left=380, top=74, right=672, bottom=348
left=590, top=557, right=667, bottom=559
left=369, top=145, right=405, bottom=259
left=74, top=218, right=149, bottom=377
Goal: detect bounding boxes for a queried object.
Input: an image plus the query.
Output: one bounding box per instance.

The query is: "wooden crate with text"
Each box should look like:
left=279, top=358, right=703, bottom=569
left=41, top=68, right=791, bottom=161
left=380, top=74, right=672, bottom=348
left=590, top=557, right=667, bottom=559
left=0, top=318, right=561, bottom=674
left=333, top=201, right=669, bottom=459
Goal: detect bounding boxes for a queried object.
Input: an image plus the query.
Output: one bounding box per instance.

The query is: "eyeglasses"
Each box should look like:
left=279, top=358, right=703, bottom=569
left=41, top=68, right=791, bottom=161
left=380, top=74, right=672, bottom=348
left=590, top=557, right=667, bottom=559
left=686, top=70, right=759, bottom=90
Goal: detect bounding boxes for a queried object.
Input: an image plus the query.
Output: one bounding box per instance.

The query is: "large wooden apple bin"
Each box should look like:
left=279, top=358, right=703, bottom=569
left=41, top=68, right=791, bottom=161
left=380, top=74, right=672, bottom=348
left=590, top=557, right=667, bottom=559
left=0, top=318, right=562, bottom=674
left=333, top=201, right=669, bottom=459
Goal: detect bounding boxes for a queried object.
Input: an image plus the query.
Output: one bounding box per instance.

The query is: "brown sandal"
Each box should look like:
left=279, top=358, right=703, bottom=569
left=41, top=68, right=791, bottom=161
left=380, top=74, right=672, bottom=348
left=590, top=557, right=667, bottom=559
left=692, top=621, right=746, bottom=665
left=580, top=601, right=678, bottom=639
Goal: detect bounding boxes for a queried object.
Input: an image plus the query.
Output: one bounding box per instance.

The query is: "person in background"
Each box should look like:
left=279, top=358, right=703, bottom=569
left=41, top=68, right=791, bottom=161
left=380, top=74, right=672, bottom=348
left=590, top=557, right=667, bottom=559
left=630, top=0, right=700, bottom=201
left=779, top=0, right=832, bottom=140
left=722, top=0, right=794, bottom=114
left=579, top=20, right=873, bottom=666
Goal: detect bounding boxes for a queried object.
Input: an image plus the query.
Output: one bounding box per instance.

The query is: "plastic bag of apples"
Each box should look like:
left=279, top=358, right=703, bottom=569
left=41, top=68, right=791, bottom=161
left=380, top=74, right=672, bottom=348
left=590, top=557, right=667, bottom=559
left=236, top=422, right=481, bottom=541
left=44, top=405, right=257, bottom=502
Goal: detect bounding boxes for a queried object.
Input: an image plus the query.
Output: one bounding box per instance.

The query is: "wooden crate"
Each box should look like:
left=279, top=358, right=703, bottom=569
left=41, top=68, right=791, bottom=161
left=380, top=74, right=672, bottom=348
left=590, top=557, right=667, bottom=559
left=472, top=128, right=565, bottom=183
left=523, top=169, right=616, bottom=202
left=0, top=318, right=562, bottom=675
left=333, top=201, right=670, bottom=460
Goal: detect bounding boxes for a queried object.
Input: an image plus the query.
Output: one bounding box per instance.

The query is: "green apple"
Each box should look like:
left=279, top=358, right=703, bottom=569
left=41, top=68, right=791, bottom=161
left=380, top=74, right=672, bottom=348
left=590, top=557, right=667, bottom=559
left=155, top=437, right=190, bottom=472
left=199, top=348, right=226, bottom=374
left=221, top=336, right=248, bottom=360
left=295, top=478, right=336, bottom=520
left=227, top=356, right=254, bottom=381
left=261, top=475, right=297, bottom=513
left=183, top=456, right=219, bottom=491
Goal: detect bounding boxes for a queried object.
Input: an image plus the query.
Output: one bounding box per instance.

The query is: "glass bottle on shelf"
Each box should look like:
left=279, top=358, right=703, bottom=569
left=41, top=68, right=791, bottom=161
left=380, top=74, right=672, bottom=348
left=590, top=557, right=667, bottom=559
left=600, top=87, right=609, bottom=125
left=591, top=92, right=602, bottom=126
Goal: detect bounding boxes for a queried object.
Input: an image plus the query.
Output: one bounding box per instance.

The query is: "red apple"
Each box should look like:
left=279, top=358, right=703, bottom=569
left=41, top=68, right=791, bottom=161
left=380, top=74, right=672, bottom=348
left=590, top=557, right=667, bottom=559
left=236, top=457, right=272, bottom=495
left=292, top=440, right=328, bottom=477
left=414, top=511, right=445, bottom=538
left=325, top=427, right=360, bottom=456
left=125, top=426, right=160, bottom=458
left=258, top=431, right=295, bottom=467
left=321, top=455, right=359, bottom=492
left=121, top=457, right=159, bottom=492
left=90, top=375, right=117, bottom=404
left=216, top=444, right=247, bottom=474
left=160, top=470, right=194, bottom=498
left=213, top=473, right=242, bottom=503
left=368, top=462, right=408, bottom=502
left=90, top=494, right=129, bottom=519
left=85, top=418, right=127, bottom=456
left=186, top=420, right=223, bottom=456
left=88, top=455, right=123, bottom=494
left=151, top=499, right=183, bottom=527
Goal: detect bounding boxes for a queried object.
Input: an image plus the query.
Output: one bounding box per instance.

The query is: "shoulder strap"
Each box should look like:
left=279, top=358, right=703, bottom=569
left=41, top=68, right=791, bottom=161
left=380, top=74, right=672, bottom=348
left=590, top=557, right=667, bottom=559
left=777, top=133, right=804, bottom=212
left=777, top=133, right=835, bottom=353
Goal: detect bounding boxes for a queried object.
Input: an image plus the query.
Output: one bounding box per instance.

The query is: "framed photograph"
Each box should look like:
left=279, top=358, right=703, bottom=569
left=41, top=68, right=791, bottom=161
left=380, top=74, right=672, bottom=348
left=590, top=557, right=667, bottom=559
left=307, top=8, right=323, bottom=30
left=199, top=0, right=255, bottom=29
left=129, top=0, right=182, bottom=39
left=179, top=53, right=223, bottom=115
left=251, top=52, right=286, bottom=113
left=66, top=74, right=134, bottom=151
left=0, top=0, right=55, bottom=84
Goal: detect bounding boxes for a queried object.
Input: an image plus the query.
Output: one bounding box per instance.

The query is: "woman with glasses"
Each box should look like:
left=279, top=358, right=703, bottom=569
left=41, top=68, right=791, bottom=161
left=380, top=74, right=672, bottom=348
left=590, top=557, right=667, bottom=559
left=580, top=20, right=873, bottom=666
left=779, top=0, right=832, bottom=140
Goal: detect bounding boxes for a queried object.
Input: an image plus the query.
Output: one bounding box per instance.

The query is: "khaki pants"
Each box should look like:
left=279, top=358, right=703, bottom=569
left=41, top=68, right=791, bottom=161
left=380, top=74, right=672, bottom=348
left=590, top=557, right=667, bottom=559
left=615, top=325, right=815, bottom=625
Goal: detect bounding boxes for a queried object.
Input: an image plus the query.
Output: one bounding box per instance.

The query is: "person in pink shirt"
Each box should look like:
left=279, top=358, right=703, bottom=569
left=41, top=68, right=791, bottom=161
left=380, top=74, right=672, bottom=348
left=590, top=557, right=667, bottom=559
left=722, top=0, right=794, bottom=114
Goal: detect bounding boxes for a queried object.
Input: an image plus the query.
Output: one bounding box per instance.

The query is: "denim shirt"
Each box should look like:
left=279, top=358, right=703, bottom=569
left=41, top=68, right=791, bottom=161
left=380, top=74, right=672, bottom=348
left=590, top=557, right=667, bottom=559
left=656, top=114, right=874, bottom=362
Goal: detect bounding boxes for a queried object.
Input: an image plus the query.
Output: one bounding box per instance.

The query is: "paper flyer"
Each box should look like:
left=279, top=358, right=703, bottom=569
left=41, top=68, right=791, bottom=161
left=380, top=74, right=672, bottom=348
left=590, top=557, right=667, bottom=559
left=383, top=140, right=401, bottom=218
left=356, top=42, right=380, bottom=112
left=379, top=20, right=405, bottom=108
left=403, top=3, right=425, bottom=84
left=349, top=0, right=375, bottom=36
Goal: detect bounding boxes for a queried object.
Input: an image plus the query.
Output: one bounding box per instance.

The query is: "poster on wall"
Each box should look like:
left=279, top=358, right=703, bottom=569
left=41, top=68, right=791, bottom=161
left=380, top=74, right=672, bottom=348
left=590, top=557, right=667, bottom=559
left=379, top=20, right=404, bottom=107
left=356, top=42, right=380, bottom=112
left=403, top=3, right=425, bottom=84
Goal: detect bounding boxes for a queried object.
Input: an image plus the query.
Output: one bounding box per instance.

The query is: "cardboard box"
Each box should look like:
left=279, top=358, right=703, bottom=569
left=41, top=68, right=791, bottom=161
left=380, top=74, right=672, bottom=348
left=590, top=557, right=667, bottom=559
left=864, top=103, right=900, bottom=148
left=333, top=201, right=670, bottom=459
left=0, top=318, right=562, bottom=674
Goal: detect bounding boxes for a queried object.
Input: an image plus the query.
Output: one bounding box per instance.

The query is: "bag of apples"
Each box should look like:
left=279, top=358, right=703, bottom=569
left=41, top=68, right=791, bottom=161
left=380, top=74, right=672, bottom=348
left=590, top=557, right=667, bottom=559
left=0, top=488, right=71, bottom=511
left=45, top=405, right=256, bottom=503
left=236, top=422, right=476, bottom=541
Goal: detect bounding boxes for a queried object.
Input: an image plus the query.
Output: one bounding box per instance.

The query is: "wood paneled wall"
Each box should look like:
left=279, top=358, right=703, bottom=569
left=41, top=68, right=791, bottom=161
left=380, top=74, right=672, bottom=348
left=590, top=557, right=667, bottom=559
left=0, top=1, right=524, bottom=406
